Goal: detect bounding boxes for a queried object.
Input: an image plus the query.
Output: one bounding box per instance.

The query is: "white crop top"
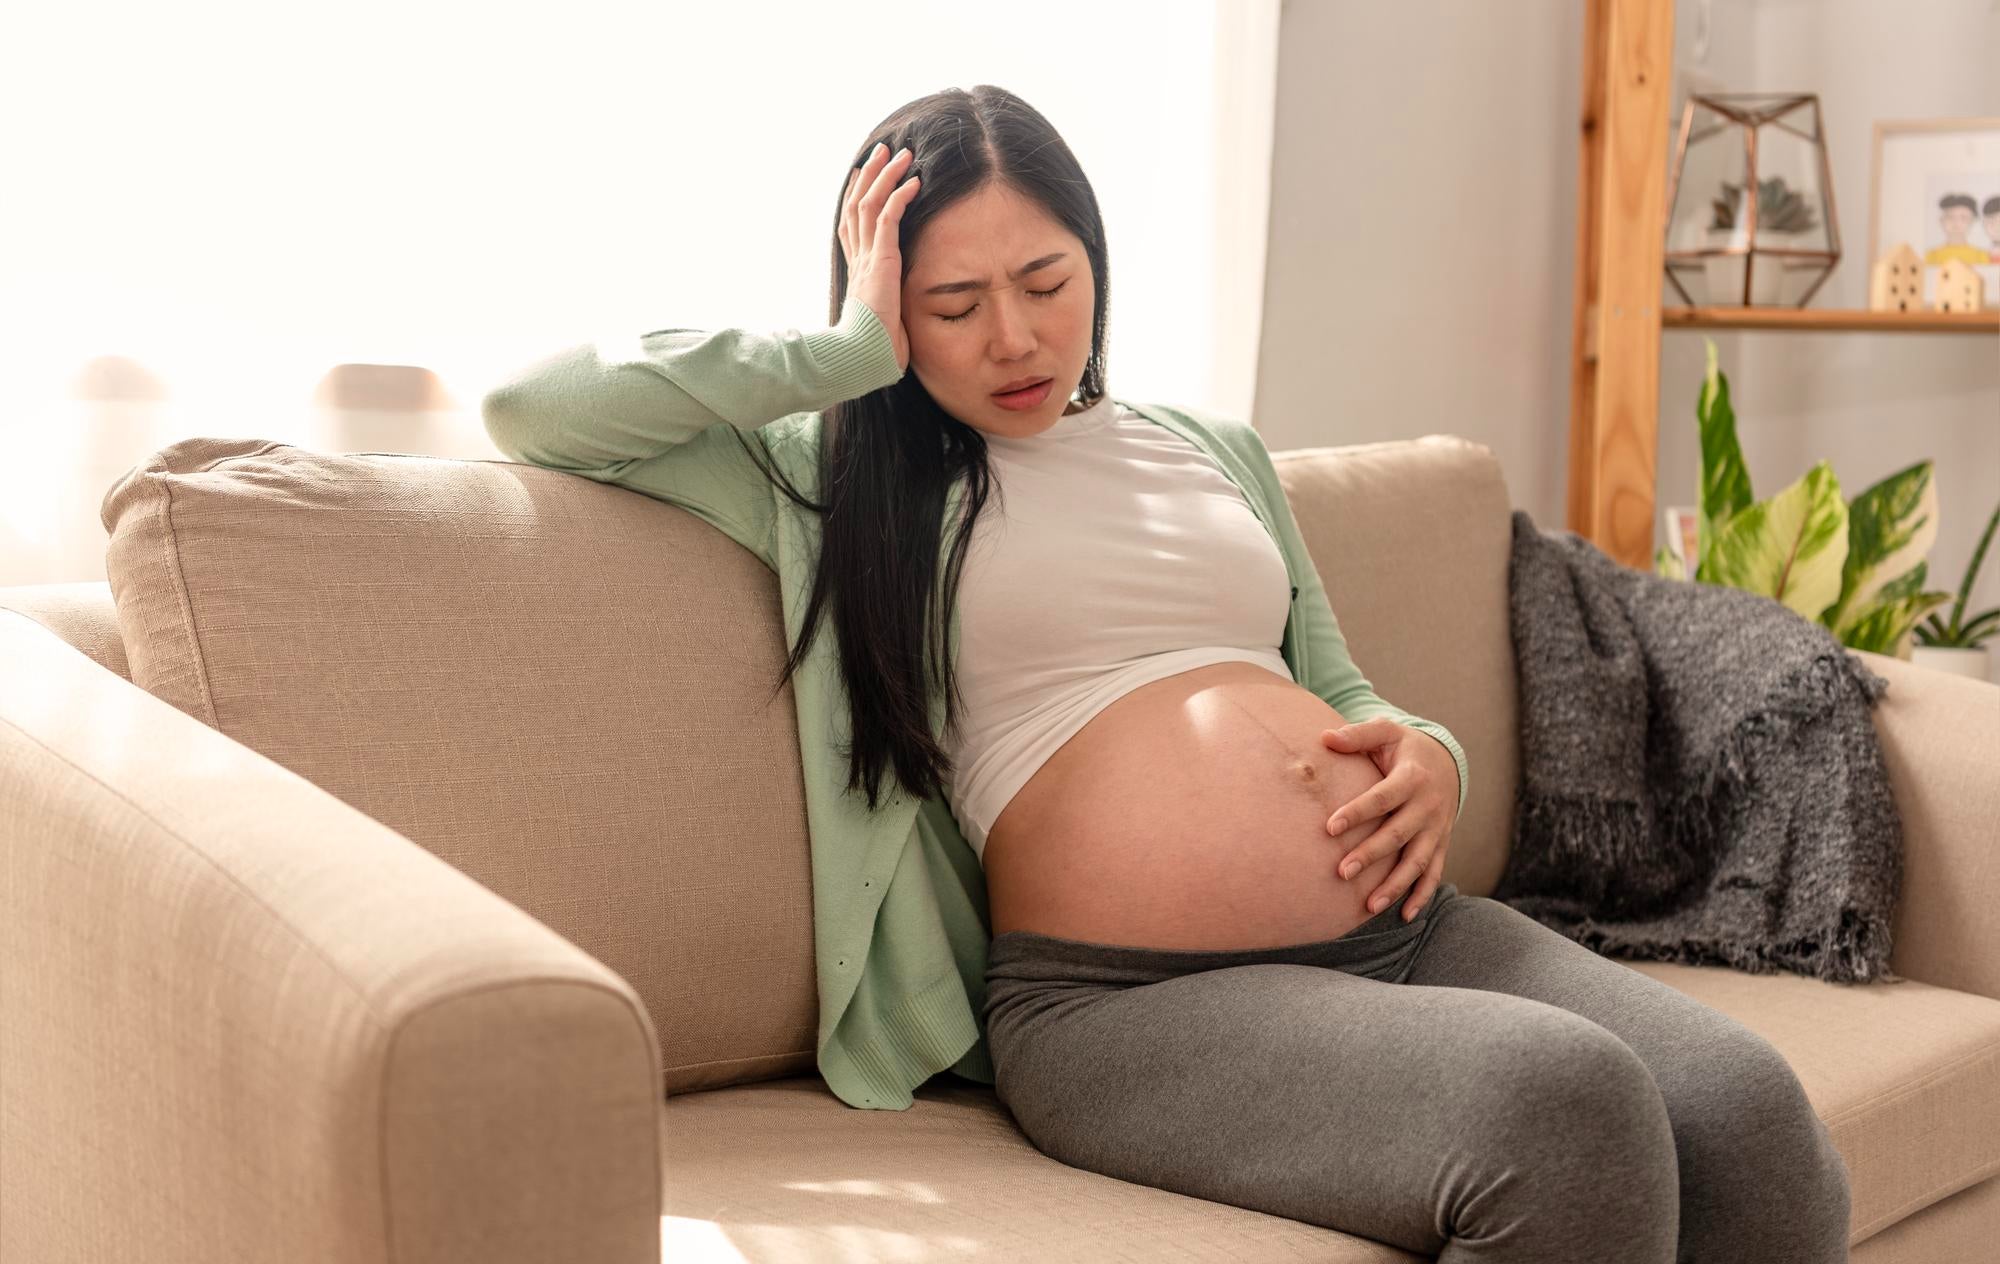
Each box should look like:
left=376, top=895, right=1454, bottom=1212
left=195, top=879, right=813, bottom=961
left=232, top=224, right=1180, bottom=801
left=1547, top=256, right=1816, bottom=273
left=944, top=392, right=1296, bottom=861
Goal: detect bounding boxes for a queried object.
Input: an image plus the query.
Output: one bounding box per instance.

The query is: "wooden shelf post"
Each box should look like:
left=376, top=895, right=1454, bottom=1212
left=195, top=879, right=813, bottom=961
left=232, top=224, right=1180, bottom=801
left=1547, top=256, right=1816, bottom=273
left=1568, top=0, right=1675, bottom=568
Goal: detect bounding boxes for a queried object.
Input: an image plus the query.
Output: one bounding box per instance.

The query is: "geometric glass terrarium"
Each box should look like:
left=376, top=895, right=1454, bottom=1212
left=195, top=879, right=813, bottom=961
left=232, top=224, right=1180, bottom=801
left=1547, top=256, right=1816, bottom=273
left=1663, top=93, right=1841, bottom=307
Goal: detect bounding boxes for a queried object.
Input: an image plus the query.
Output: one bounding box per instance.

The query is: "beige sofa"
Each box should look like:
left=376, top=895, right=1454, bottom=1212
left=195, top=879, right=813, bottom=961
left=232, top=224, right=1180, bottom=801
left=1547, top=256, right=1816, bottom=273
left=3, top=431, right=1997, bottom=1263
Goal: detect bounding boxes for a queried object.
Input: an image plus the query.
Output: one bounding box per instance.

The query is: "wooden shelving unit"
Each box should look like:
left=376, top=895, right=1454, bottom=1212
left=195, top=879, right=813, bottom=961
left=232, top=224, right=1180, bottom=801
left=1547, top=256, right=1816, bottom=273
left=1566, top=0, right=1999, bottom=569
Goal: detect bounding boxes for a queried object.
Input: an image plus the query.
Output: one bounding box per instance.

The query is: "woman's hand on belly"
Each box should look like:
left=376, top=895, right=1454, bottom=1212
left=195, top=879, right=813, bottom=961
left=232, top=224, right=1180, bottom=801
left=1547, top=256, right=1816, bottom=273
left=1320, top=719, right=1459, bottom=922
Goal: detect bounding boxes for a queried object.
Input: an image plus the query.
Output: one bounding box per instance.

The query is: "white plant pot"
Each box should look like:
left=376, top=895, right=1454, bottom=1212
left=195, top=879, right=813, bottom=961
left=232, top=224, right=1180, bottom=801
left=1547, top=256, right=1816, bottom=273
left=1909, top=645, right=1992, bottom=682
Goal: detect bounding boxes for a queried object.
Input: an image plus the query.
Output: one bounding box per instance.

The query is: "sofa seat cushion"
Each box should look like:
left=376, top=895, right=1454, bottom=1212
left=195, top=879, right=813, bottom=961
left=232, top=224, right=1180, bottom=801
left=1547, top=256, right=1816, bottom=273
left=660, top=1077, right=1396, bottom=1261
left=662, top=966, right=2000, bottom=1259
left=1619, top=961, right=2000, bottom=1244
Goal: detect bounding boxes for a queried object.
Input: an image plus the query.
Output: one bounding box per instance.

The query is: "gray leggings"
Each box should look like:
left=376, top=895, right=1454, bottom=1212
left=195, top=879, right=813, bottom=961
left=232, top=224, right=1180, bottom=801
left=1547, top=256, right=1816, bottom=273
left=982, top=881, right=1852, bottom=1262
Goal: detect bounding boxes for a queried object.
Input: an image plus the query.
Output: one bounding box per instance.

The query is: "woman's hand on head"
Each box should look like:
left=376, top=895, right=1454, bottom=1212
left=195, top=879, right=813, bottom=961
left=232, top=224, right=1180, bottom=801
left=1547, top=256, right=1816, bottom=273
left=839, top=142, right=920, bottom=373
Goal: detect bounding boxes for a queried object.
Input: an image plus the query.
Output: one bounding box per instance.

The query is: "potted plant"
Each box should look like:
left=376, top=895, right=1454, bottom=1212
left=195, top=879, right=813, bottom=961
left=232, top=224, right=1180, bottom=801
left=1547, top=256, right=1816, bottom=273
left=1653, top=340, right=1954, bottom=659
left=1704, top=175, right=1819, bottom=306
left=1910, top=500, right=1999, bottom=681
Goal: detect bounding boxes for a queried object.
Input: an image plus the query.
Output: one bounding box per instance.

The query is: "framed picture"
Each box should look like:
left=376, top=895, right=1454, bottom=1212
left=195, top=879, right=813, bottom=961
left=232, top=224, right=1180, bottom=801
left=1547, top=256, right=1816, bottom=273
left=1869, top=117, right=2000, bottom=306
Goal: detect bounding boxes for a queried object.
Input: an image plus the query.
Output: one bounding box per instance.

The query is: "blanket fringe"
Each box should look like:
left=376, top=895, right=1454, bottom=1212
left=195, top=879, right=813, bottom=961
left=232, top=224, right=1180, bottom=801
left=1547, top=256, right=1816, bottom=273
left=1500, top=648, right=1901, bottom=985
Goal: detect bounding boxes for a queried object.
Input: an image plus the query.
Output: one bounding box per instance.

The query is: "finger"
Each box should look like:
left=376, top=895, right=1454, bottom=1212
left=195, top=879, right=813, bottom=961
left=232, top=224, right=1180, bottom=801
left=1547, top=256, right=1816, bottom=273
left=1335, top=794, right=1420, bottom=880
left=838, top=166, right=860, bottom=254
left=1324, top=733, right=1395, bottom=790
left=1326, top=764, right=1415, bottom=838
left=1321, top=718, right=1395, bottom=750
left=1362, top=831, right=1437, bottom=916
left=1402, top=845, right=1448, bottom=922
left=878, top=170, right=919, bottom=245
left=845, top=144, right=886, bottom=251
left=851, top=143, right=887, bottom=257
left=1346, top=751, right=1441, bottom=822
left=859, top=146, right=912, bottom=257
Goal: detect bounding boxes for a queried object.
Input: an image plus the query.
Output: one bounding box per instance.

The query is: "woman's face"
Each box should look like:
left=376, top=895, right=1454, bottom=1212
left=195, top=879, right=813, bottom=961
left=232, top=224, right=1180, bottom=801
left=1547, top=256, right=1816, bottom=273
left=901, top=182, right=1097, bottom=438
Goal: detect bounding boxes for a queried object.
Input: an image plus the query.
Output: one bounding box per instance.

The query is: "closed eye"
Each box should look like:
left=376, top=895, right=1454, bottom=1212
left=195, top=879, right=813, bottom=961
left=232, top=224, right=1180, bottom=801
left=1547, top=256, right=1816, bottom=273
left=938, top=279, right=1069, bottom=323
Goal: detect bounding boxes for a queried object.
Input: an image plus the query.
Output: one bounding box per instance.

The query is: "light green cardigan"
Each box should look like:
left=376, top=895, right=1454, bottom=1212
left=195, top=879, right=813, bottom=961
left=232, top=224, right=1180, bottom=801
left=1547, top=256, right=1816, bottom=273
left=481, top=294, right=1469, bottom=1110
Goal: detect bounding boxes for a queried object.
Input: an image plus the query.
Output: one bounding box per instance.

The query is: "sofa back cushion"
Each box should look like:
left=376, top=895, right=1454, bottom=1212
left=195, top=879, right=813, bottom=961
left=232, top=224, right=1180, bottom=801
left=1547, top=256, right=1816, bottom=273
left=1271, top=435, right=1519, bottom=897
left=96, top=430, right=1520, bottom=1100
left=100, top=437, right=824, bottom=1096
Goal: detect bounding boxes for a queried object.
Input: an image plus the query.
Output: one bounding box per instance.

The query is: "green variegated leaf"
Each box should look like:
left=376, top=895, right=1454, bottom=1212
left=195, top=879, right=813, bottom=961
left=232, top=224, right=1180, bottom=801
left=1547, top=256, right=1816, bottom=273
left=1826, top=460, right=1936, bottom=637
left=1694, top=340, right=1755, bottom=585
left=1843, top=584, right=1955, bottom=655
left=1705, top=461, right=1848, bottom=621
left=1883, top=562, right=1929, bottom=599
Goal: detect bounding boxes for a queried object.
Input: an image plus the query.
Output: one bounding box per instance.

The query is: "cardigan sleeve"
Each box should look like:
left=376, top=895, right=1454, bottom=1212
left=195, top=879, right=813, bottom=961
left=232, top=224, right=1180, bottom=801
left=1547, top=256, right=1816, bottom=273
left=480, top=293, right=903, bottom=567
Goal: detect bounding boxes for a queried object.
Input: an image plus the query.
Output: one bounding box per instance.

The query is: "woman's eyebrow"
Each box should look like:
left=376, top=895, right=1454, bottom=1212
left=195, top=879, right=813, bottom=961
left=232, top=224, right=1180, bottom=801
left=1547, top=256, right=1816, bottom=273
left=922, top=252, right=1069, bottom=296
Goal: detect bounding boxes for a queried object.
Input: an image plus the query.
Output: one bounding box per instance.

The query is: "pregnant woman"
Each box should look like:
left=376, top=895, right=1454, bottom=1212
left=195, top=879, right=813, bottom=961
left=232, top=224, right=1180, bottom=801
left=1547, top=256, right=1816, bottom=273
left=485, top=86, right=1851, bottom=1262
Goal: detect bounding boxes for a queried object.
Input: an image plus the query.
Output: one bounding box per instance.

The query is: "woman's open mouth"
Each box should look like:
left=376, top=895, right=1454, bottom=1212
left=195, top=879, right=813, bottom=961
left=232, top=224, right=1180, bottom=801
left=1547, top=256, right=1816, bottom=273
left=991, top=378, right=1053, bottom=410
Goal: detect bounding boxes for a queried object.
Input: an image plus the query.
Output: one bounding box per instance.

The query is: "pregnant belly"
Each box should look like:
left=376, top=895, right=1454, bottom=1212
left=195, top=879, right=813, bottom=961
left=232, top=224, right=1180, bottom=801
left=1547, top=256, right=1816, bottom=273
left=981, top=659, right=1406, bottom=951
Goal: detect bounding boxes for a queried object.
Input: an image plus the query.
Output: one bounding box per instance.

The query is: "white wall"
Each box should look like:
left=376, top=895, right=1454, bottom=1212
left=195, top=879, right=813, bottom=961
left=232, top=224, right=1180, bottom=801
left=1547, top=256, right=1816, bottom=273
left=0, top=0, right=1257, bottom=589
left=1261, top=0, right=2000, bottom=680
left=1256, top=0, right=1584, bottom=521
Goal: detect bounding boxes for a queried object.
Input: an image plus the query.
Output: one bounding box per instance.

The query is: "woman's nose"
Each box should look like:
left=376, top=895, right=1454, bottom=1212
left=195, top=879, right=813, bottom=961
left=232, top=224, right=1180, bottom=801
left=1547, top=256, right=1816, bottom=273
left=988, top=301, right=1036, bottom=356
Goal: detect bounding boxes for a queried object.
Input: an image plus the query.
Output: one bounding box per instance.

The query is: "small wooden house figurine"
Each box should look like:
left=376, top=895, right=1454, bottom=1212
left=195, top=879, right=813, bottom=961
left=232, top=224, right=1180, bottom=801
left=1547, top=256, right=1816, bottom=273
left=1932, top=260, right=1986, bottom=313
left=1868, top=242, right=1922, bottom=312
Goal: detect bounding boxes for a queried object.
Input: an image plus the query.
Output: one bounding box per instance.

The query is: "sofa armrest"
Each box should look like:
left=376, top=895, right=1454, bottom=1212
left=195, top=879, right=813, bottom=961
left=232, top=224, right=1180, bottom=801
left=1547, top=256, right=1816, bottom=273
left=0, top=609, right=662, bottom=1264
left=1852, top=649, right=2000, bottom=1000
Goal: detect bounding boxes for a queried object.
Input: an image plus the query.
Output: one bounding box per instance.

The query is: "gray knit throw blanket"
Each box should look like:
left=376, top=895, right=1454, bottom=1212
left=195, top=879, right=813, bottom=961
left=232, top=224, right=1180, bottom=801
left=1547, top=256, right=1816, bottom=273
left=1491, top=509, right=1906, bottom=985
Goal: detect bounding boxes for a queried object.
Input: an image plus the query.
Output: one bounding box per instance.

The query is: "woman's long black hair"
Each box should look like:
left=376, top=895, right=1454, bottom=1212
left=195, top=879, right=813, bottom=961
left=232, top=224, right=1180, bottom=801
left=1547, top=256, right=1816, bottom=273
left=732, top=84, right=1111, bottom=814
